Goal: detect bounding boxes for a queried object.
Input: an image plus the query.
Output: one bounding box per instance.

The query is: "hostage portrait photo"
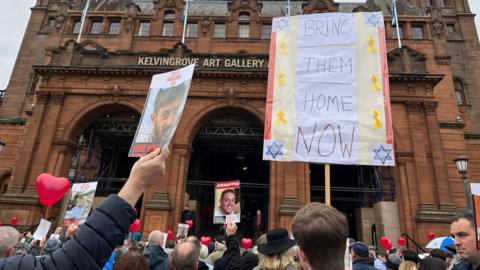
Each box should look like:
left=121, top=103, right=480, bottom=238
left=63, top=182, right=98, bottom=225
left=213, top=181, right=241, bottom=224
left=129, top=65, right=194, bottom=157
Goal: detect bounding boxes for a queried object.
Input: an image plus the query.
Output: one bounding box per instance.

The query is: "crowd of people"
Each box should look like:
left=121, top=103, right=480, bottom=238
left=0, top=148, right=479, bottom=270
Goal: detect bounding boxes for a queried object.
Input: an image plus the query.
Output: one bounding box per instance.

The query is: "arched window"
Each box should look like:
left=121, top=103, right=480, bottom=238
left=163, top=11, right=175, bottom=36
left=238, top=12, right=250, bottom=38
left=454, top=79, right=467, bottom=105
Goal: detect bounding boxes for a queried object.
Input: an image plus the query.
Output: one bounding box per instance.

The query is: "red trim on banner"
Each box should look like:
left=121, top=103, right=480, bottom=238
left=379, top=27, right=394, bottom=146
left=264, top=31, right=277, bottom=140
left=130, top=143, right=162, bottom=157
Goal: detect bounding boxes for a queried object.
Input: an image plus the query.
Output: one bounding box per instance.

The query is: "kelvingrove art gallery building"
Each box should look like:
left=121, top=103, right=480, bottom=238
left=0, top=0, right=479, bottom=246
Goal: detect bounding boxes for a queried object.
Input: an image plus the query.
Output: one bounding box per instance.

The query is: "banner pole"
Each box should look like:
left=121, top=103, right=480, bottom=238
left=325, top=164, right=331, bottom=206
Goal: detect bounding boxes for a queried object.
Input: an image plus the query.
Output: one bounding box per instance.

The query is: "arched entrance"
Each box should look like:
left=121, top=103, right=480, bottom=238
left=186, top=111, right=269, bottom=237
left=67, top=110, right=142, bottom=211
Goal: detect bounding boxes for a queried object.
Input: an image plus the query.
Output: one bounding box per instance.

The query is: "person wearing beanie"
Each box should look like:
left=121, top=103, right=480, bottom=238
left=43, top=238, right=61, bottom=256
left=351, top=242, right=375, bottom=270
left=402, top=250, right=419, bottom=266
left=386, top=253, right=401, bottom=270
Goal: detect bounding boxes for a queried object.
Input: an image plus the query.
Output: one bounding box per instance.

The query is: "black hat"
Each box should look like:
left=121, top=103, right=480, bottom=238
left=257, top=228, right=296, bottom=255
left=215, top=235, right=225, bottom=244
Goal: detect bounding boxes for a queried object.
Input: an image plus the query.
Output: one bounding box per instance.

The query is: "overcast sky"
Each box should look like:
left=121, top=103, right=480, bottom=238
left=0, top=0, right=479, bottom=89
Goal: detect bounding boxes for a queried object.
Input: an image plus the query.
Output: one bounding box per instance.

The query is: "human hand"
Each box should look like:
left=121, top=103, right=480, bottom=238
left=119, top=147, right=170, bottom=207
left=39, top=238, right=46, bottom=248
left=66, top=223, right=79, bottom=237
left=225, top=222, right=237, bottom=237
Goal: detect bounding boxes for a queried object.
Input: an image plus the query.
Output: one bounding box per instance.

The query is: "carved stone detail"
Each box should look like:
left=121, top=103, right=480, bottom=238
left=415, top=203, right=456, bottom=223
left=224, top=88, right=239, bottom=105
left=405, top=101, right=423, bottom=113
left=36, top=92, right=50, bottom=105
left=279, top=196, right=302, bottom=214
left=50, top=92, right=65, bottom=105
left=200, top=17, right=211, bottom=37
left=124, top=3, right=140, bottom=33
left=145, top=192, right=171, bottom=210
left=422, top=101, right=438, bottom=115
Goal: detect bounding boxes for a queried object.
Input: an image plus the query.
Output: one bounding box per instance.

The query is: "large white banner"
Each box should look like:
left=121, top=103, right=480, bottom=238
left=263, top=12, right=394, bottom=166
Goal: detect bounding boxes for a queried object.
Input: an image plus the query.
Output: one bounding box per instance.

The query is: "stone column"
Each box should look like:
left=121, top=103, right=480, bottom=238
left=7, top=92, right=50, bottom=192
left=405, top=102, right=437, bottom=215
left=26, top=92, right=65, bottom=188
left=422, top=102, right=456, bottom=212
left=166, top=144, right=192, bottom=231
left=270, top=161, right=309, bottom=233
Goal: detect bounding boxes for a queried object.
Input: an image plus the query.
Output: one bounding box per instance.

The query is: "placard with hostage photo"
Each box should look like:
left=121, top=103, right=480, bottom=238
left=63, top=182, right=98, bottom=225
left=213, top=180, right=241, bottom=224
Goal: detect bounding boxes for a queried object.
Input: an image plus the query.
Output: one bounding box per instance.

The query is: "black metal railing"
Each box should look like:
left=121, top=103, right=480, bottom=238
left=402, top=232, right=425, bottom=254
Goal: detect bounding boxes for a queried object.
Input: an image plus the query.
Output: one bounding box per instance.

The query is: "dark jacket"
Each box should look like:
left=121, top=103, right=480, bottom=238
left=0, top=195, right=136, bottom=270
left=453, top=261, right=480, bottom=270
left=144, top=244, right=169, bottom=270
left=213, top=236, right=241, bottom=270
left=353, top=259, right=376, bottom=270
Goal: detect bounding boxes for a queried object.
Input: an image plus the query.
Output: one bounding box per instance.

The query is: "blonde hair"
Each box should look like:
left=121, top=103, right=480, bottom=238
left=399, top=261, right=417, bottom=270
left=258, top=249, right=295, bottom=270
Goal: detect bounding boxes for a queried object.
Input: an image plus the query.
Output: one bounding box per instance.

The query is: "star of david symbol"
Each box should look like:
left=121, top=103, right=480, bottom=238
left=266, top=141, right=284, bottom=159
left=365, top=13, right=382, bottom=28
left=372, top=145, right=393, bottom=164
left=273, top=18, right=289, bottom=32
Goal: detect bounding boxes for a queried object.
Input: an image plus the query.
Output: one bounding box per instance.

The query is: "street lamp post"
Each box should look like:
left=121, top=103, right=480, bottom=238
left=0, top=138, right=5, bottom=153
left=454, top=155, right=473, bottom=213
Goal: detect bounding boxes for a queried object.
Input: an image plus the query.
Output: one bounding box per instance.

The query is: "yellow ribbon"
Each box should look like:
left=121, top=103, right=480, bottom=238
left=278, top=71, right=286, bottom=86
left=371, top=74, right=381, bottom=92
left=276, top=110, right=287, bottom=126
left=280, top=40, right=288, bottom=55
left=368, top=36, right=377, bottom=53
left=372, top=110, right=382, bottom=129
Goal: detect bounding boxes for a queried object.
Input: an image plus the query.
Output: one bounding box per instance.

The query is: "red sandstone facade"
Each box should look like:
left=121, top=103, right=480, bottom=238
left=0, top=0, right=480, bottom=245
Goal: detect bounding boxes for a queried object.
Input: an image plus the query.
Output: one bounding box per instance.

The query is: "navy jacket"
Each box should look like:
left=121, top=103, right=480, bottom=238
left=213, top=236, right=241, bottom=270
left=144, top=244, right=169, bottom=270
left=0, top=195, right=136, bottom=270
left=353, top=259, right=376, bottom=270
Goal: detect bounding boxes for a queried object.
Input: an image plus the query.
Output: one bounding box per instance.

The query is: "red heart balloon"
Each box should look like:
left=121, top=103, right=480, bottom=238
left=397, top=237, right=406, bottom=247
left=11, top=217, right=17, bottom=226
left=427, top=232, right=435, bottom=240
left=201, top=236, right=212, bottom=246
left=167, top=230, right=174, bottom=241
left=185, top=219, right=193, bottom=229
left=242, top=238, right=253, bottom=250
left=380, top=236, right=392, bottom=251
left=130, top=219, right=141, bottom=233
left=36, top=173, right=70, bottom=207
left=0, top=221, right=3, bottom=226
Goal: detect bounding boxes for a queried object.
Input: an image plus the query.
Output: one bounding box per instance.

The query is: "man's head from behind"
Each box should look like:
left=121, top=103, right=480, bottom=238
left=350, top=242, right=369, bottom=261
left=169, top=241, right=199, bottom=270
left=0, top=226, right=20, bottom=258
left=219, top=189, right=236, bottom=215
left=151, top=82, right=186, bottom=146
left=292, top=202, right=348, bottom=270
left=148, top=230, right=164, bottom=247
left=451, top=211, right=477, bottom=260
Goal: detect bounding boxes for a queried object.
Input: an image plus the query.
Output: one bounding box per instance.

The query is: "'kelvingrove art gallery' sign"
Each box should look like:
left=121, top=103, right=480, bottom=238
left=137, top=56, right=267, bottom=69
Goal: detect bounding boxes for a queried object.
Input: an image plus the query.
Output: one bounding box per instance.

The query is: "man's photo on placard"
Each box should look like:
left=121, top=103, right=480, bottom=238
left=213, top=181, right=241, bottom=224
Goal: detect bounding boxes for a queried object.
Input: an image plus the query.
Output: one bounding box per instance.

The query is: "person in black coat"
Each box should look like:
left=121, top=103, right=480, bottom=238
left=214, top=223, right=241, bottom=270
left=0, top=147, right=169, bottom=270
left=144, top=230, right=169, bottom=270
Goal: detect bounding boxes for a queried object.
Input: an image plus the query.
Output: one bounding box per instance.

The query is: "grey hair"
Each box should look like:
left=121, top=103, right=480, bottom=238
left=0, top=226, right=20, bottom=258
left=148, top=230, right=164, bottom=246
left=169, top=241, right=199, bottom=270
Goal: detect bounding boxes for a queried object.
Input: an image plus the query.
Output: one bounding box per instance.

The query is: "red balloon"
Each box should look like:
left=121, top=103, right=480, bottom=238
left=242, top=238, right=253, bottom=250
left=201, top=236, right=212, bottom=246
left=427, top=232, right=435, bottom=240
left=36, top=173, right=70, bottom=207
left=185, top=219, right=193, bottom=229
left=0, top=221, right=3, bottom=226
left=167, top=230, right=174, bottom=241
left=380, top=236, right=392, bottom=251
left=11, top=217, right=17, bottom=226
left=129, top=219, right=141, bottom=233
left=397, top=237, right=406, bottom=247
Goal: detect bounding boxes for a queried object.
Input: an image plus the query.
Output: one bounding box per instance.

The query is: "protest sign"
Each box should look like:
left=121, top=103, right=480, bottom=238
left=129, top=64, right=195, bottom=156
left=264, top=12, right=394, bottom=166
left=63, top=182, right=97, bottom=225
left=33, top=219, right=52, bottom=240
left=214, top=180, right=241, bottom=224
